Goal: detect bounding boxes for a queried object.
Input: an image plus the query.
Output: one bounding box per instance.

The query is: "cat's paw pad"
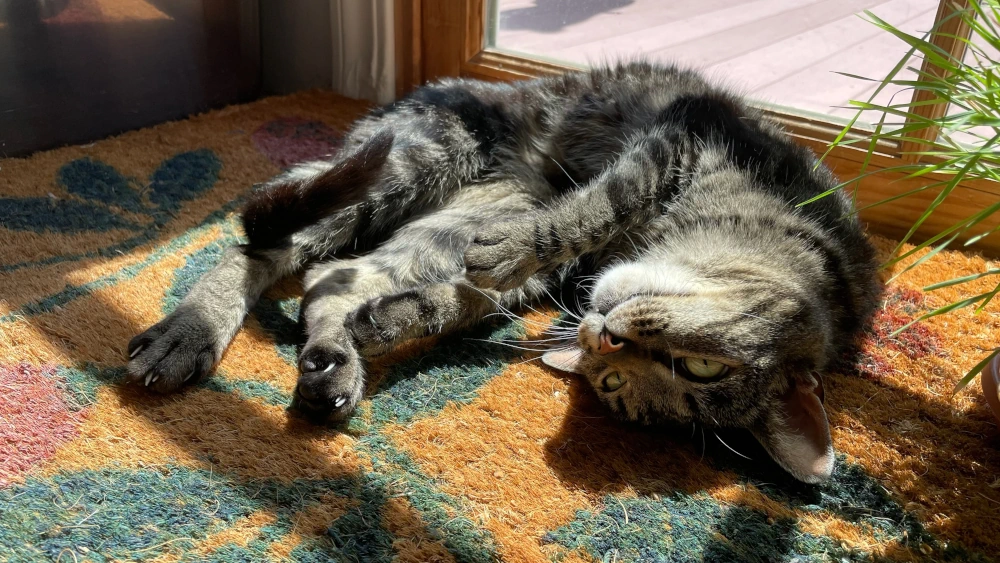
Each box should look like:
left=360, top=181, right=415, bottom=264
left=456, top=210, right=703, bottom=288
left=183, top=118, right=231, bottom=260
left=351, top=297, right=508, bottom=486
left=464, top=219, right=540, bottom=290
left=126, top=308, right=219, bottom=393
left=292, top=342, right=364, bottom=423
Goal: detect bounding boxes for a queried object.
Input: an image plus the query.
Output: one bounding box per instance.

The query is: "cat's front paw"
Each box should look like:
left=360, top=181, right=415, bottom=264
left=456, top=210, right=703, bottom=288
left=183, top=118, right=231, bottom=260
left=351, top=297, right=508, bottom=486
left=126, top=307, right=221, bottom=393
left=347, top=295, right=411, bottom=357
left=464, top=219, right=540, bottom=291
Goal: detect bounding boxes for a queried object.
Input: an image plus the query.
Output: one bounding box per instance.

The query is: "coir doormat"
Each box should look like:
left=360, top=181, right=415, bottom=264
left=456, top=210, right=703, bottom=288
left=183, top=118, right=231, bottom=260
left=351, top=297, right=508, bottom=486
left=1, top=90, right=999, bottom=562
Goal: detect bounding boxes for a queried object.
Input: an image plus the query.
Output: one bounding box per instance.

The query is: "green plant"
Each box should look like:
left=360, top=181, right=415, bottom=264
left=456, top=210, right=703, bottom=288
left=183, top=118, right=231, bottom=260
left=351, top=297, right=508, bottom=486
left=816, top=0, right=1000, bottom=392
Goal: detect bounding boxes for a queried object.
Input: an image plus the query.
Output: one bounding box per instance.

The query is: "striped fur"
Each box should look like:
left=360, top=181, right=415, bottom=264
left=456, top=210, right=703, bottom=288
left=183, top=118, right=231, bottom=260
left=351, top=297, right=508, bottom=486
left=126, top=61, right=880, bottom=482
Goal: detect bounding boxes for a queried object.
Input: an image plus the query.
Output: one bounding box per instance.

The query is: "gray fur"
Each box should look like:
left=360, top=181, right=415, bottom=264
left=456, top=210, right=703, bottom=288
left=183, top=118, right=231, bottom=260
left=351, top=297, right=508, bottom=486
left=126, top=61, right=879, bottom=481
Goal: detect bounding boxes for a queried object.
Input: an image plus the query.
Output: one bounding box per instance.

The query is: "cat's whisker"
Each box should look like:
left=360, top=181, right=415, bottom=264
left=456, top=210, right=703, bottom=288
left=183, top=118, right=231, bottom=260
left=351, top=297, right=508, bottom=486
left=713, top=431, right=752, bottom=460
left=486, top=336, right=575, bottom=347
left=543, top=347, right=586, bottom=369
left=482, top=304, right=555, bottom=331
left=622, top=231, right=642, bottom=257
left=466, top=338, right=571, bottom=353
left=523, top=336, right=579, bottom=344
left=573, top=287, right=588, bottom=318
left=465, top=284, right=562, bottom=332
left=510, top=354, right=548, bottom=367
left=521, top=300, right=581, bottom=327
left=735, top=311, right=778, bottom=326
left=548, top=156, right=582, bottom=190
left=540, top=286, right=583, bottom=322
left=668, top=343, right=678, bottom=381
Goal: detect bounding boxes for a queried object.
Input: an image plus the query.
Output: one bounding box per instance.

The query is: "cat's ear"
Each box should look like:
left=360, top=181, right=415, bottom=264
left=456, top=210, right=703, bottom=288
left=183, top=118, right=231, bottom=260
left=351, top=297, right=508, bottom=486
left=541, top=347, right=586, bottom=374
left=752, top=373, right=834, bottom=484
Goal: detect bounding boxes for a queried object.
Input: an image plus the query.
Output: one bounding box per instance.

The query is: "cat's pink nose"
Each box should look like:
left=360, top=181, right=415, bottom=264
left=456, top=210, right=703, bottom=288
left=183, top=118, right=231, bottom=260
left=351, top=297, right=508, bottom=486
left=597, top=329, right=626, bottom=355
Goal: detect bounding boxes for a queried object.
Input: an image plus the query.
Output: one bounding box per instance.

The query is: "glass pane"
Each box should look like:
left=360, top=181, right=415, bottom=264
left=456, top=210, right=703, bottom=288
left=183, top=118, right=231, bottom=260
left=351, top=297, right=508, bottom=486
left=490, top=0, right=940, bottom=126
left=0, top=0, right=260, bottom=157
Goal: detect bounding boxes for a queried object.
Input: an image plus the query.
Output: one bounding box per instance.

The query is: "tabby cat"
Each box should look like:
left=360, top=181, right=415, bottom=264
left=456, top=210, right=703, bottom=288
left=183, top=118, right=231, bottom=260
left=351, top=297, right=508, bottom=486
left=126, top=61, right=880, bottom=483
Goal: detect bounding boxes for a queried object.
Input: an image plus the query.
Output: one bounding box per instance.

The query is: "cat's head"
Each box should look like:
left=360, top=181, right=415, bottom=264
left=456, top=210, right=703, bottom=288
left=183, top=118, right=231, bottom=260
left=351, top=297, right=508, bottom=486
left=544, top=255, right=840, bottom=484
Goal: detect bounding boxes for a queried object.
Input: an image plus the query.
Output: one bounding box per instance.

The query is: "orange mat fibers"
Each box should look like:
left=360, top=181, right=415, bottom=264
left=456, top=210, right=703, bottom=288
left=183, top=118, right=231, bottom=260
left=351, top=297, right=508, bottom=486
left=0, top=90, right=997, bottom=562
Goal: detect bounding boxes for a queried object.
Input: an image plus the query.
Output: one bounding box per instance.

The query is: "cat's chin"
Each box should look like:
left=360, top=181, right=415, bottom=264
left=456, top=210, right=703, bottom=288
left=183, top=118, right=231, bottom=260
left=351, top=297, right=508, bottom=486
left=590, top=261, right=702, bottom=314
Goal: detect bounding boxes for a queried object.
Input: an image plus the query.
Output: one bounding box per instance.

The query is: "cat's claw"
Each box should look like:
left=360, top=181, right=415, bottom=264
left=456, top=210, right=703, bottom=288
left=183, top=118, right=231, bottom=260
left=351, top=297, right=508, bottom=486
left=126, top=306, right=220, bottom=393
left=293, top=341, right=365, bottom=422
left=464, top=219, right=541, bottom=291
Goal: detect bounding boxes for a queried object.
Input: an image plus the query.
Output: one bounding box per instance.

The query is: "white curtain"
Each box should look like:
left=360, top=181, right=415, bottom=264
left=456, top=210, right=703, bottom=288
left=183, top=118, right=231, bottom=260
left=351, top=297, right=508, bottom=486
left=329, top=0, right=395, bottom=104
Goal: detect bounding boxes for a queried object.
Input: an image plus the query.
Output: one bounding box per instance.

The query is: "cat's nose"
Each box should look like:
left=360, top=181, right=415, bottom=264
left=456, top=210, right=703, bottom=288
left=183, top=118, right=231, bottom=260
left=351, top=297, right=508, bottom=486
left=597, top=328, right=626, bottom=355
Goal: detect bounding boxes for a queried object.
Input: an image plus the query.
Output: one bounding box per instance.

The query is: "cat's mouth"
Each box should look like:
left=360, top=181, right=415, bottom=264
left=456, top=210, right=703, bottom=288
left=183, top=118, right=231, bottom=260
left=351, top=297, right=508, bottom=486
left=577, top=312, right=609, bottom=353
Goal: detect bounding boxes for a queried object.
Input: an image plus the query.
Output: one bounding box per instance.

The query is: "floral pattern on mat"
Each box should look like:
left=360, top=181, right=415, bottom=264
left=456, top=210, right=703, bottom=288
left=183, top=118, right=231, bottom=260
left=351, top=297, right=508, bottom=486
left=1, top=91, right=998, bottom=563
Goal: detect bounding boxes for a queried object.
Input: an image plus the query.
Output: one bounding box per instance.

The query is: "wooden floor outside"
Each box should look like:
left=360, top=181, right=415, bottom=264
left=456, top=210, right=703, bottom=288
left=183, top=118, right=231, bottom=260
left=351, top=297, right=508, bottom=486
left=495, top=0, right=939, bottom=124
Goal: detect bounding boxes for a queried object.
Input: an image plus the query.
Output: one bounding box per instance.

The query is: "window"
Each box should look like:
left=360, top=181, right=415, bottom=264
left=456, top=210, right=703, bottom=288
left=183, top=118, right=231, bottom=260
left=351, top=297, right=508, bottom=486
left=492, top=0, right=939, bottom=126
left=397, top=0, right=999, bottom=254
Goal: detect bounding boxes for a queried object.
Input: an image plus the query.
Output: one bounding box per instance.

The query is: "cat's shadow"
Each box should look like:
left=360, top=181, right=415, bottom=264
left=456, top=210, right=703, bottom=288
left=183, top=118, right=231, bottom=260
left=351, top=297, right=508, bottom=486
left=537, top=360, right=1000, bottom=560
left=540, top=369, right=788, bottom=496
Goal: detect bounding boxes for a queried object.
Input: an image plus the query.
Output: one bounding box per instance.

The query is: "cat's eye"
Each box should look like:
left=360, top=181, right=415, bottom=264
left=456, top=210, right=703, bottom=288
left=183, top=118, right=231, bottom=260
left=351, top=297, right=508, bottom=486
left=602, top=372, right=625, bottom=392
left=682, top=357, right=728, bottom=379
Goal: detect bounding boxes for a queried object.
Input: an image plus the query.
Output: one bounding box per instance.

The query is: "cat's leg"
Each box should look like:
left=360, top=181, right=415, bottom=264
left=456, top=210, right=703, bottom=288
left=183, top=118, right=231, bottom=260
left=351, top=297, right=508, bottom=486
left=128, top=107, right=489, bottom=393
left=294, top=177, right=551, bottom=419
left=347, top=276, right=549, bottom=357
left=242, top=108, right=489, bottom=271
left=343, top=179, right=552, bottom=356
left=126, top=245, right=289, bottom=392
left=125, top=130, right=394, bottom=393
left=293, top=258, right=399, bottom=420
left=465, top=128, right=697, bottom=291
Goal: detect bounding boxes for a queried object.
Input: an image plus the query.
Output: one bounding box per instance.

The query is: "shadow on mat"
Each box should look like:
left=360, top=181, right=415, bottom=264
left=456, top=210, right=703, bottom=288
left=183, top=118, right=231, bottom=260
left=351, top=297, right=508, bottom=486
left=539, top=355, right=1000, bottom=560
left=65, top=257, right=999, bottom=558
left=8, top=210, right=999, bottom=561
left=20, top=270, right=487, bottom=560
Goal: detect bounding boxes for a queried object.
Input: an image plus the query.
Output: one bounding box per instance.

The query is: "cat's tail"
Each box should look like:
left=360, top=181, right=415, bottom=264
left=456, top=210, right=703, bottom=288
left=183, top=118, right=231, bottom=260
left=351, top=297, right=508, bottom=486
left=241, top=129, right=394, bottom=252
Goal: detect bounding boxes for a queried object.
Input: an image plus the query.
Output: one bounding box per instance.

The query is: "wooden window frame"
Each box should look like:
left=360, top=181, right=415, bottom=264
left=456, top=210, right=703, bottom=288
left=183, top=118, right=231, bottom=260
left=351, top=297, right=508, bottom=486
left=395, top=0, right=1000, bottom=255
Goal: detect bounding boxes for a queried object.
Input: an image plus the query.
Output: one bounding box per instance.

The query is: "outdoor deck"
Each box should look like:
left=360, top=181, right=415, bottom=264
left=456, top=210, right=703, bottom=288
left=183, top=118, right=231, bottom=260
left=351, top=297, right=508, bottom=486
left=495, top=0, right=940, bottom=122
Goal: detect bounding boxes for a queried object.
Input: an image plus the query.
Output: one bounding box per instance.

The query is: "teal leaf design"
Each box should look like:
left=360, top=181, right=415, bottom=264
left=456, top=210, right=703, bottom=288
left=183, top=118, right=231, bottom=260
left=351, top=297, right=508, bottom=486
left=199, top=377, right=291, bottom=407
left=0, top=197, right=141, bottom=233
left=544, top=494, right=835, bottom=563
left=0, top=467, right=414, bottom=563
left=54, top=365, right=124, bottom=411
left=58, top=158, right=144, bottom=212
left=367, top=320, right=524, bottom=425
left=0, top=150, right=221, bottom=237
left=252, top=295, right=302, bottom=366
left=543, top=458, right=992, bottom=563
left=148, top=150, right=222, bottom=214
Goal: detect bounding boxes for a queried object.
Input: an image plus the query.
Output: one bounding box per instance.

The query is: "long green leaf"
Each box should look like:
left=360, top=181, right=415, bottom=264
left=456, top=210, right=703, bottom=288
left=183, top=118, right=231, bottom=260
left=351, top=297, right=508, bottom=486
left=973, top=279, right=1000, bottom=313
left=890, top=289, right=994, bottom=337
left=923, top=269, right=1000, bottom=291
left=885, top=199, right=1000, bottom=272
left=953, top=347, right=1000, bottom=394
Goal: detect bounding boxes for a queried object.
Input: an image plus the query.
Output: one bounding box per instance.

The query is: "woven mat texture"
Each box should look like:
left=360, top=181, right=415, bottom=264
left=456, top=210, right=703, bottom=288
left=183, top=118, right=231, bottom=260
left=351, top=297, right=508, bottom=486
left=1, top=90, right=999, bottom=563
